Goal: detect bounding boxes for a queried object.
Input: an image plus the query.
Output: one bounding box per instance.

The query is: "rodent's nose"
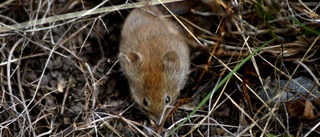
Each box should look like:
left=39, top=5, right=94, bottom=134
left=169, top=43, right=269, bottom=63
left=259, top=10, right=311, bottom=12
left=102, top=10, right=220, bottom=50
left=149, top=114, right=163, bottom=126
left=151, top=118, right=161, bottom=126
left=154, top=119, right=161, bottom=126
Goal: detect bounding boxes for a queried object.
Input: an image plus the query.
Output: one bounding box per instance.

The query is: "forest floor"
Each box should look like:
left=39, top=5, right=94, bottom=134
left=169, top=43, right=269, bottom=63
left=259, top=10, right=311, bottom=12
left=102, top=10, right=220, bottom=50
left=1, top=0, right=320, bottom=136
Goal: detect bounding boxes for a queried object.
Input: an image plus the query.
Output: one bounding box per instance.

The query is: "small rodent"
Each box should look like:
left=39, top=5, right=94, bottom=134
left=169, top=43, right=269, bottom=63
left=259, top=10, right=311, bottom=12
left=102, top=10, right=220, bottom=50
left=119, top=6, right=190, bottom=125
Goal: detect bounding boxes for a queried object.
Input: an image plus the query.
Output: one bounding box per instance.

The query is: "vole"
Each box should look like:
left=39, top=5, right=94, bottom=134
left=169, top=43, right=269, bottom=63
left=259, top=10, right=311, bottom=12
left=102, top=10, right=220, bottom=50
left=119, top=6, right=190, bottom=125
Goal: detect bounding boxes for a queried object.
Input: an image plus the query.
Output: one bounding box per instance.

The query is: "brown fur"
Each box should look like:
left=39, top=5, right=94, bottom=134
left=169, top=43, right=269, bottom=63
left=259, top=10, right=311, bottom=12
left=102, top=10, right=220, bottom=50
left=119, top=6, right=189, bottom=125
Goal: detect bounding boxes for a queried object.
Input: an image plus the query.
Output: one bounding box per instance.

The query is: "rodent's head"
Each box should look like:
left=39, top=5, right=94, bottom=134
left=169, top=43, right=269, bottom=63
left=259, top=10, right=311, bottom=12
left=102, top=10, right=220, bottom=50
left=122, top=50, right=186, bottom=125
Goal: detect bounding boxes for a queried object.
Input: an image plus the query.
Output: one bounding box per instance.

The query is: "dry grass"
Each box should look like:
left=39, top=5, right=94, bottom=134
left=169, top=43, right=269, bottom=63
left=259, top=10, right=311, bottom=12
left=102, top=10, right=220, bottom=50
left=0, top=0, right=320, bottom=136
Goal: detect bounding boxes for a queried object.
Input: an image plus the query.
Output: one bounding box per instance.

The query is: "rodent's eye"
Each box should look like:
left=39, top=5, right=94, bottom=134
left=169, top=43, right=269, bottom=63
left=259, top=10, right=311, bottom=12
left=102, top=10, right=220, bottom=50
left=143, top=98, right=148, bottom=106
left=165, top=96, right=170, bottom=104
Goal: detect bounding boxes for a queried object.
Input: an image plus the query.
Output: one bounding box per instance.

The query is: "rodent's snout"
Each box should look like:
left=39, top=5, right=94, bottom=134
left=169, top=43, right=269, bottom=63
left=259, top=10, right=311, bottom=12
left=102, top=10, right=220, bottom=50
left=148, top=106, right=172, bottom=126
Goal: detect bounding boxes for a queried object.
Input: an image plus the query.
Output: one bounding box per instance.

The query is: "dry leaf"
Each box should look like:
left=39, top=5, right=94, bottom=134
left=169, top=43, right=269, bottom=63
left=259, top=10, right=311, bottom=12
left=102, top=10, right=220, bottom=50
left=285, top=99, right=318, bottom=120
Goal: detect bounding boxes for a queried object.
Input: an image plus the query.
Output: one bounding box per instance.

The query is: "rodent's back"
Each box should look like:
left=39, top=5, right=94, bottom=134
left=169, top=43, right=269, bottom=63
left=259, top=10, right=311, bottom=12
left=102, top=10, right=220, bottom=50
left=119, top=6, right=189, bottom=125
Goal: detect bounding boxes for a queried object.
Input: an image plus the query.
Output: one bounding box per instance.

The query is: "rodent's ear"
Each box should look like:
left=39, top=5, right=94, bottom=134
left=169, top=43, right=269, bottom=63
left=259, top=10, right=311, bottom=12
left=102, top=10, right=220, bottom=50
left=162, top=51, right=180, bottom=70
left=128, top=51, right=142, bottom=64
